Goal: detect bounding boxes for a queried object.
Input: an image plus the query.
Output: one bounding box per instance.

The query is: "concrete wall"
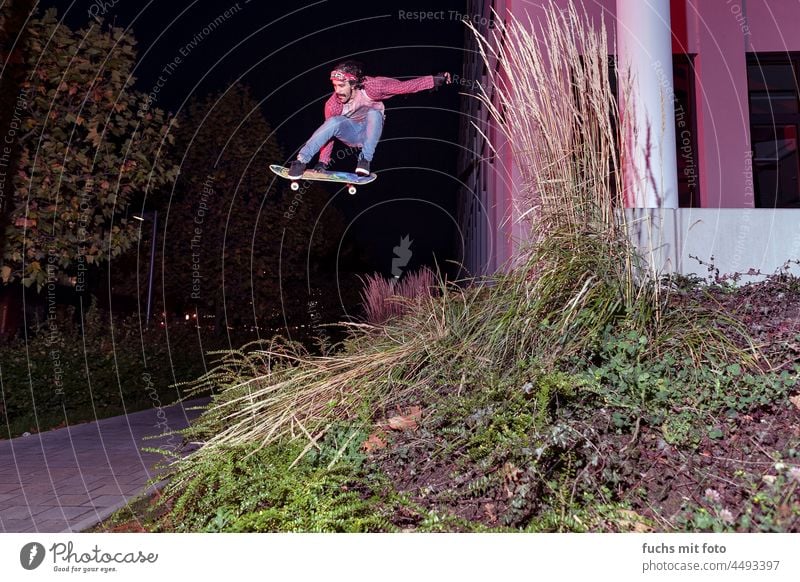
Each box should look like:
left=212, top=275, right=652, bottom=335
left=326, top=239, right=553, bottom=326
left=627, top=208, right=800, bottom=280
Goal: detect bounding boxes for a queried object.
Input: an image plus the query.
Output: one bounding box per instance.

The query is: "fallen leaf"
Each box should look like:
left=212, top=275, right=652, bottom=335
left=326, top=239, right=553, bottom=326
left=615, top=509, right=653, bottom=533
left=778, top=504, right=793, bottom=520
left=484, top=503, right=497, bottom=523
left=501, top=462, right=523, bottom=498
left=387, top=406, right=422, bottom=431
left=790, top=394, right=800, bottom=411
left=362, top=432, right=387, bottom=453
left=14, top=217, right=37, bottom=228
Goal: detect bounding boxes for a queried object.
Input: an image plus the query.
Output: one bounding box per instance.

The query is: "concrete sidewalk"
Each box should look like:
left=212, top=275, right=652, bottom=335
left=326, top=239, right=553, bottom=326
left=0, top=398, right=209, bottom=533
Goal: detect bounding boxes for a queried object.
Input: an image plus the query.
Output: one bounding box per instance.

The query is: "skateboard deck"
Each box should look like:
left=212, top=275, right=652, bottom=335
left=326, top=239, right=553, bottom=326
left=270, top=164, right=377, bottom=195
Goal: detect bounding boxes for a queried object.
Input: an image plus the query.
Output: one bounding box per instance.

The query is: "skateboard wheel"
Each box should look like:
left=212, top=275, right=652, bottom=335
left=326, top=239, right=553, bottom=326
left=290, top=181, right=300, bottom=191
left=347, top=185, right=357, bottom=195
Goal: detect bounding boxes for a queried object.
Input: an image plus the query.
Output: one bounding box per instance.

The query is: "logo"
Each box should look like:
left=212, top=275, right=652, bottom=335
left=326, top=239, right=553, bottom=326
left=20, top=542, right=46, bottom=570
left=392, top=235, right=413, bottom=278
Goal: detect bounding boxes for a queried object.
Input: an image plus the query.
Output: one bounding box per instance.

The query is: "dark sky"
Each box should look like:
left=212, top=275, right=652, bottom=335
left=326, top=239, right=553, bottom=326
left=40, top=0, right=471, bottom=279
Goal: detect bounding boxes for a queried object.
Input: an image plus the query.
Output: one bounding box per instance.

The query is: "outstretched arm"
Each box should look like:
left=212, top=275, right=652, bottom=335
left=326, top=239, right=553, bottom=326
left=363, top=75, right=436, bottom=100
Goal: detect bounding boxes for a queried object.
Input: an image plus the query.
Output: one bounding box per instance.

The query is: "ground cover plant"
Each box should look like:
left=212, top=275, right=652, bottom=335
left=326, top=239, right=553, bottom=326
left=93, top=1, right=799, bottom=533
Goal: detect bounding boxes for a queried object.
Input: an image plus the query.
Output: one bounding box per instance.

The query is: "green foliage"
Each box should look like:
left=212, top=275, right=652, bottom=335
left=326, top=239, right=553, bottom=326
left=2, top=9, right=178, bottom=288
left=675, top=453, right=800, bottom=532
left=0, top=302, right=206, bottom=437
left=584, top=330, right=797, bottom=446
left=522, top=497, right=654, bottom=533
left=156, top=439, right=396, bottom=533
left=415, top=511, right=503, bottom=533
left=305, top=422, right=369, bottom=470
left=430, top=369, right=578, bottom=465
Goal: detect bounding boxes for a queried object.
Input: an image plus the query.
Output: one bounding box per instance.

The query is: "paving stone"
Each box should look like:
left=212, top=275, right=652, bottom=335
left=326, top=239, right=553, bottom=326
left=0, top=398, right=207, bottom=532
left=33, top=519, right=71, bottom=533
left=48, top=494, right=93, bottom=506
left=0, top=505, right=35, bottom=520
left=35, top=506, right=96, bottom=521
left=90, top=495, right=132, bottom=507
left=19, top=485, right=58, bottom=497
left=0, top=519, right=37, bottom=533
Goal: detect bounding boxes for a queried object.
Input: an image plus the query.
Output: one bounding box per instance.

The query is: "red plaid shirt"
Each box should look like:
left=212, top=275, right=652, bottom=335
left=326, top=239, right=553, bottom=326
left=319, top=75, right=434, bottom=163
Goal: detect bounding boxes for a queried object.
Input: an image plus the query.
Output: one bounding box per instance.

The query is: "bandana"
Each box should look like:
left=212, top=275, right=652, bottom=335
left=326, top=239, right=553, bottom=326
left=330, top=69, right=358, bottom=82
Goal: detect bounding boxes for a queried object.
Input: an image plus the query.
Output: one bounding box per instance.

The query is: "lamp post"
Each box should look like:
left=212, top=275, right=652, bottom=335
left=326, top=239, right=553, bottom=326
left=133, top=210, right=158, bottom=327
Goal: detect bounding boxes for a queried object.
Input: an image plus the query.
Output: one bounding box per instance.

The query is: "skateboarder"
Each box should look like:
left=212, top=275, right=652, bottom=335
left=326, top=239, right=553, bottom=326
left=287, top=60, right=452, bottom=179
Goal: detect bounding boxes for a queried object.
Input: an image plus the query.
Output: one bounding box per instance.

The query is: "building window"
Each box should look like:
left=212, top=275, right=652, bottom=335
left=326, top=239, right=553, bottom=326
left=609, top=55, right=700, bottom=207
left=673, top=56, right=700, bottom=207
left=747, top=53, right=800, bottom=208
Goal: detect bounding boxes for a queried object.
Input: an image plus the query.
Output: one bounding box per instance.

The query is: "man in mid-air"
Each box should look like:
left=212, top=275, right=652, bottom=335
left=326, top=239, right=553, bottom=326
left=287, top=60, right=452, bottom=178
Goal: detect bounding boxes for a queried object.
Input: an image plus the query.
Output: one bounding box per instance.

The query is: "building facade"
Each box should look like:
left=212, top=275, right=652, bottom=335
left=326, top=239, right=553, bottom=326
left=458, top=0, right=800, bottom=279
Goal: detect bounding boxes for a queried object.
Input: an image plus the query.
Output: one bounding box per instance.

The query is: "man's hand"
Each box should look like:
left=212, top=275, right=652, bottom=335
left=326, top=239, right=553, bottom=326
left=433, top=72, right=452, bottom=88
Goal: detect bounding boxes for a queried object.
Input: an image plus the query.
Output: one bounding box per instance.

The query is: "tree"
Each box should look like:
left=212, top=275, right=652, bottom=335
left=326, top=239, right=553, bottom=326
left=0, top=0, right=36, bottom=219
left=162, top=84, right=349, bottom=336
left=1, top=9, right=178, bottom=289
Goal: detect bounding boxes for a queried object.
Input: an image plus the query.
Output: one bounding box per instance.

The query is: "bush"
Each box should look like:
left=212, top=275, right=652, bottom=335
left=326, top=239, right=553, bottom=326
left=0, top=304, right=207, bottom=438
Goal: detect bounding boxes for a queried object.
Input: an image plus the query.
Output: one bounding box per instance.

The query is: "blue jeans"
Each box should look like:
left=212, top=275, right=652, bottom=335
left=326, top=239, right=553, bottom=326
left=297, top=108, right=384, bottom=163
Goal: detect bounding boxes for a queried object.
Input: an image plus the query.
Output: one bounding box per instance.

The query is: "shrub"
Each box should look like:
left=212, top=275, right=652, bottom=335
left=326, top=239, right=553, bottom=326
left=360, top=266, right=436, bottom=324
left=0, top=303, right=207, bottom=438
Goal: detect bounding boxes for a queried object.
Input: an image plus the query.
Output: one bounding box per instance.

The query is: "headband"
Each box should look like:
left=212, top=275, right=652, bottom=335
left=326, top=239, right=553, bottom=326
left=330, top=69, right=358, bottom=82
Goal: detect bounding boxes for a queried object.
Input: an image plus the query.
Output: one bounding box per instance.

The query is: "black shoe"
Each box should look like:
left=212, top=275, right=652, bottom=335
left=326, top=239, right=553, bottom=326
left=287, top=160, right=306, bottom=179
left=355, top=158, right=371, bottom=176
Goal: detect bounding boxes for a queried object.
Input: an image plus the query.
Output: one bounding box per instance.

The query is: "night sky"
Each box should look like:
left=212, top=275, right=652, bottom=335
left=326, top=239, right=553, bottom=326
left=41, top=0, right=470, bottom=280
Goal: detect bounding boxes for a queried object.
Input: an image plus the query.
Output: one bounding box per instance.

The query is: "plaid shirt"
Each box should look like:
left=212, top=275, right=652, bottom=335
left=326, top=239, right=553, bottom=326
left=319, top=75, right=434, bottom=163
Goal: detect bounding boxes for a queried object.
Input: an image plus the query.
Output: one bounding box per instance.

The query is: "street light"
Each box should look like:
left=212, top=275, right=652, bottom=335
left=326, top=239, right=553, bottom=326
left=133, top=210, right=158, bottom=327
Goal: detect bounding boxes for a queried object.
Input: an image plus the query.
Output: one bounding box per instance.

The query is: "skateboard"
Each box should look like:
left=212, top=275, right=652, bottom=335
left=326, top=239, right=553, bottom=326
left=269, top=164, right=377, bottom=195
